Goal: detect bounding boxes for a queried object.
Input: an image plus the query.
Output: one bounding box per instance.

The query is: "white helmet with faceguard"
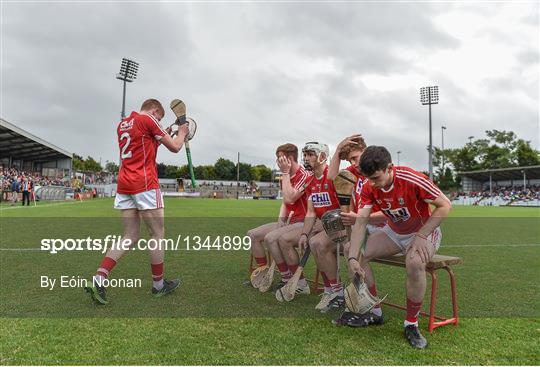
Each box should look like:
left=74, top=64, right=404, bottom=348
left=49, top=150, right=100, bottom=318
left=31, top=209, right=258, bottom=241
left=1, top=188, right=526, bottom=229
left=302, top=142, right=330, bottom=171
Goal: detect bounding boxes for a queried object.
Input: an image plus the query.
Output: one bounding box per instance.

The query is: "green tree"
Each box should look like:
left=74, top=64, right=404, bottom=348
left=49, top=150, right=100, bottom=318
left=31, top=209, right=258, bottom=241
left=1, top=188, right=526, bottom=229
left=214, top=158, right=236, bottom=180
left=72, top=154, right=84, bottom=171
left=84, top=156, right=102, bottom=172
left=201, top=165, right=217, bottom=180
left=193, top=165, right=205, bottom=180
left=164, top=165, right=179, bottom=178
left=104, top=161, right=119, bottom=173
left=515, top=139, right=540, bottom=166
left=157, top=163, right=167, bottom=178
left=178, top=165, right=190, bottom=179
left=238, top=163, right=252, bottom=181
left=250, top=165, right=272, bottom=182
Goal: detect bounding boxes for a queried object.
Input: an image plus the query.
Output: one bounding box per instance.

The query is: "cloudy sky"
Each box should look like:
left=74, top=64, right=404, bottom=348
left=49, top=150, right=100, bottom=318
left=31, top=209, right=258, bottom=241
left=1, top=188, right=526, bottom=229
left=2, top=1, right=538, bottom=171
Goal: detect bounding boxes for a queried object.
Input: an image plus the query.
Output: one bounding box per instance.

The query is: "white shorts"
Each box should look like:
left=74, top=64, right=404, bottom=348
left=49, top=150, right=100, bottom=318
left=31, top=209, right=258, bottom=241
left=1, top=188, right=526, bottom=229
left=114, top=189, right=164, bottom=211
left=381, top=225, right=442, bottom=255
left=367, top=224, right=385, bottom=235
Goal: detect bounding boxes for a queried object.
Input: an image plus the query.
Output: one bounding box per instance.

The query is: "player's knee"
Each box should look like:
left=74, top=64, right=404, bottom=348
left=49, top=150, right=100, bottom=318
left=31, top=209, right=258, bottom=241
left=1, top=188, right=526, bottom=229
left=247, top=229, right=261, bottom=242
left=310, top=238, right=326, bottom=255
left=263, top=233, right=277, bottom=246
left=405, top=257, right=425, bottom=275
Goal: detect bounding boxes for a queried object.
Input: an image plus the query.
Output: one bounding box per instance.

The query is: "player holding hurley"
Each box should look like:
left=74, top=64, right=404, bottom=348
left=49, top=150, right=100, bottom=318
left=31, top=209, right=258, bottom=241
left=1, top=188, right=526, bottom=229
left=248, top=143, right=312, bottom=290
left=347, top=146, right=452, bottom=348
left=85, top=99, right=189, bottom=304
left=278, top=142, right=347, bottom=312
left=328, top=135, right=388, bottom=326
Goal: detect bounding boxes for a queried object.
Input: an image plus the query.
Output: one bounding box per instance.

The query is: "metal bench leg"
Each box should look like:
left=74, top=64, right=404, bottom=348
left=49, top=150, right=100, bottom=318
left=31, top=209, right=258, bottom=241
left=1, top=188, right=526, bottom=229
left=445, top=265, right=459, bottom=326
left=429, top=266, right=460, bottom=332
left=428, top=270, right=438, bottom=333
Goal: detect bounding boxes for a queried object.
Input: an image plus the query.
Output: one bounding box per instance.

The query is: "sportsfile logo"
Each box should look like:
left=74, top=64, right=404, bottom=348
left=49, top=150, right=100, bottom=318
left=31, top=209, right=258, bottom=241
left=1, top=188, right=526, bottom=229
left=311, top=192, right=332, bottom=207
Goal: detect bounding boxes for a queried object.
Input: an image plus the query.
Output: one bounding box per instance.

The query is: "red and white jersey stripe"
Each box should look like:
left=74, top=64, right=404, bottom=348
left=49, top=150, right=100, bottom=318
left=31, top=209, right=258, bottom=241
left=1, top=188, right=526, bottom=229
left=359, top=166, right=442, bottom=234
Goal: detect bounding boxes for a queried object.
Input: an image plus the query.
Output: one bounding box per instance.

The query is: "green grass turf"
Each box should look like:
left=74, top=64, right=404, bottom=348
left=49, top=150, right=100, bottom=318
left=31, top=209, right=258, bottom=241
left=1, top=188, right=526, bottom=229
left=1, top=199, right=539, bottom=365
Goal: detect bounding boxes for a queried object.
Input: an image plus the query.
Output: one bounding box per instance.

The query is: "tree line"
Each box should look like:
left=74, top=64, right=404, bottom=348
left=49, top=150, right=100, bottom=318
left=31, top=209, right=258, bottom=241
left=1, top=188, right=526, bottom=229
left=72, top=156, right=274, bottom=182
left=432, top=130, right=539, bottom=190
left=72, top=129, right=539, bottom=187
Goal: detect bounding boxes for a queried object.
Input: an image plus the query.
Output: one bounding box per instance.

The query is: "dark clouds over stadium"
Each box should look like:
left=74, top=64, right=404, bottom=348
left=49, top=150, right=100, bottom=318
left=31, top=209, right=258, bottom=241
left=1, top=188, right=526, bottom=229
left=2, top=2, right=538, bottom=171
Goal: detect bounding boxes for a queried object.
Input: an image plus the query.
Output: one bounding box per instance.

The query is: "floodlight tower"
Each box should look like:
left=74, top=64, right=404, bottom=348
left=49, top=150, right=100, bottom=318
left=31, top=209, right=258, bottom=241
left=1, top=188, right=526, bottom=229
left=420, top=86, right=439, bottom=181
left=441, top=125, right=447, bottom=172
left=116, top=58, right=139, bottom=120
left=397, top=150, right=402, bottom=166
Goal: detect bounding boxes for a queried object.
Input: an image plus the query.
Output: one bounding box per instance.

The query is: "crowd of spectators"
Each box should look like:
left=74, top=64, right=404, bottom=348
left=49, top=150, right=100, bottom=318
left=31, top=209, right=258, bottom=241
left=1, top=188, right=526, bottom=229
left=455, top=185, right=540, bottom=203
left=1, top=166, right=70, bottom=203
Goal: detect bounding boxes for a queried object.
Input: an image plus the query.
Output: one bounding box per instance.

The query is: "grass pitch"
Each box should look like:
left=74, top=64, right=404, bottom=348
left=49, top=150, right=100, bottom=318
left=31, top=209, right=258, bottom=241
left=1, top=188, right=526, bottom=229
left=0, top=198, right=539, bottom=365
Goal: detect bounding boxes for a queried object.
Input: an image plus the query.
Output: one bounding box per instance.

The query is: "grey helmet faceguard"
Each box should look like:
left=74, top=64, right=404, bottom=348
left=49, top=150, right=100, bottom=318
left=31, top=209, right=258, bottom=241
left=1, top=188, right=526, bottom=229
left=302, top=142, right=330, bottom=171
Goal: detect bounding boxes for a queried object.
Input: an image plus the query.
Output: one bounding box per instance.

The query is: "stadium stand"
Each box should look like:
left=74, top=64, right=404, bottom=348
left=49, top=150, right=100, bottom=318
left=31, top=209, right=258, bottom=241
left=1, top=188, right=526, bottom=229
left=454, top=166, right=540, bottom=206
left=0, top=118, right=73, bottom=203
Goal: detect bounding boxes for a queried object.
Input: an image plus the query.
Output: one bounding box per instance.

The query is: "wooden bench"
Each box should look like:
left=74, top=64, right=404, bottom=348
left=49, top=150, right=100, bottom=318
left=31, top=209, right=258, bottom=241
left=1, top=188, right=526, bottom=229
left=372, top=254, right=462, bottom=332
left=250, top=252, right=462, bottom=333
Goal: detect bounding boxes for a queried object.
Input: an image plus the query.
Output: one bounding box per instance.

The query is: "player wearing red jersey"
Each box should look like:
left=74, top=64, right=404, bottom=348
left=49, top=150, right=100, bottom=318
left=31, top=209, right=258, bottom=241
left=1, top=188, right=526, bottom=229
left=277, top=142, right=345, bottom=311
left=347, top=146, right=452, bottom=349
left=328, top=134, right=387, bottom=239
left=247, top=144, right=312, bottom=291
left=85, top=99, right=189, bottom=305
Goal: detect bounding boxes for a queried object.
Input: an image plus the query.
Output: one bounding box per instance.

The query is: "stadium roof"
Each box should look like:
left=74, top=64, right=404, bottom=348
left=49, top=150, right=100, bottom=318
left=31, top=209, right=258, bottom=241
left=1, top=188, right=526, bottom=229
left=0, top=118, right=72, bottom=161
left=457, top=165, right=540, bottom=182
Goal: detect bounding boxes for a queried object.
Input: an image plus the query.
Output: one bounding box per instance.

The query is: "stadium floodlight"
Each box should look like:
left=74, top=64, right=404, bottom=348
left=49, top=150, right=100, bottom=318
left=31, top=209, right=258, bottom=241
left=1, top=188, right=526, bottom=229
left=441, top=126, right=447, bottom=172
left=116, top=58, right=139, bottom=120
left=397, top=151, right=402, bottom=166
left=419, top=86, right=439, bottom=181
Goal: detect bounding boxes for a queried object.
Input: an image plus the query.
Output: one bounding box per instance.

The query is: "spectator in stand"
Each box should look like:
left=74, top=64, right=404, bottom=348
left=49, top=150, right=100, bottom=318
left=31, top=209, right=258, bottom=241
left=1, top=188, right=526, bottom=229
left=21, top=177, right=33, bottom=206
left=11, top=176, right=20, bottom=205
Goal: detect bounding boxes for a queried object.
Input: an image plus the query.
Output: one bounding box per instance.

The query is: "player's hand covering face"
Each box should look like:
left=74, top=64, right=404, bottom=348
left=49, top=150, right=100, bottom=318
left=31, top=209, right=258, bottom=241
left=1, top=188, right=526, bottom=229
left=276, top=154, right=292, bottom=174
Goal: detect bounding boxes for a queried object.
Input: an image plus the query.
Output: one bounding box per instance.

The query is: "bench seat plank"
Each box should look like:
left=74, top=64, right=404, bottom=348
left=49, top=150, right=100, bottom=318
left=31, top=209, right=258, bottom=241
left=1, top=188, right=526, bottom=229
left=373, top=254, right=462, bottom=270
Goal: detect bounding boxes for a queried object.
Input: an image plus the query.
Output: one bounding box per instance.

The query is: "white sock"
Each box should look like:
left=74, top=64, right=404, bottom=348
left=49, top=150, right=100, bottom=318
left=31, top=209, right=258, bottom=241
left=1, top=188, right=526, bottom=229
left=372, top=307, right=383, bottom=316
left=404, top=320, right=418, bottom=327
left=324, top=286, right=332, bottom=294
left=298, top=278, right=307, bottom=288
left=153, top=279, right=164, bottom=290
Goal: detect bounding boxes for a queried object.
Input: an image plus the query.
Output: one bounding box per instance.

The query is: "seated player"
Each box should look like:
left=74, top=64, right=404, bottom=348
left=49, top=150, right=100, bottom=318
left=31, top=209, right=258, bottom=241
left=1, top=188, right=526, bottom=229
left=278, top=142, right=346, bottom=312
left=247, top=143, right=312, bottom=290
left=329, top=135, right=388, bottom=325
left=347, top=146, right=452, bottom=349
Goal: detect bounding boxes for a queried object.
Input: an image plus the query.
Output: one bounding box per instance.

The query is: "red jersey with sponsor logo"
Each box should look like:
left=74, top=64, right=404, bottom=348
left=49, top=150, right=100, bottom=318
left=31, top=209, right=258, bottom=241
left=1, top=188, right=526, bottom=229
left=305, top=166, right=341, bottom=219
left=117, top=111, right=166, bottom=194
left=282, top=166, right=312, bottom=224
left=358, top=166, right=442, bottom=234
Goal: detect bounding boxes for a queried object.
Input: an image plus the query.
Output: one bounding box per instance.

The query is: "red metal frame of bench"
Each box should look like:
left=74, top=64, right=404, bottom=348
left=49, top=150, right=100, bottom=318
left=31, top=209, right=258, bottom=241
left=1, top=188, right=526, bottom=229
left=371, top=256, right=461, bottom=333
left=249, top=253, right=461, bottom=333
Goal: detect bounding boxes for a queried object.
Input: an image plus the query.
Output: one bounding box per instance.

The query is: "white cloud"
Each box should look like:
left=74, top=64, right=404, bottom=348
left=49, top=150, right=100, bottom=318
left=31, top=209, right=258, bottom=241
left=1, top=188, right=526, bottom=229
left=1, top=2, right=538, bottom=172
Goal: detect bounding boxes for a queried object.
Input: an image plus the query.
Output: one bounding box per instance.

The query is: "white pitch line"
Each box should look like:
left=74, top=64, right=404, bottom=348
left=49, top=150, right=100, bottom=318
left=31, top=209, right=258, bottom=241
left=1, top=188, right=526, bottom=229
left=0, top=201, right=82, bottom=211
left=443, top=244, right=540, bottom=248
left=1, top=243, right=539, bottom=252
left=0, top=248, right=42, bottom=251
